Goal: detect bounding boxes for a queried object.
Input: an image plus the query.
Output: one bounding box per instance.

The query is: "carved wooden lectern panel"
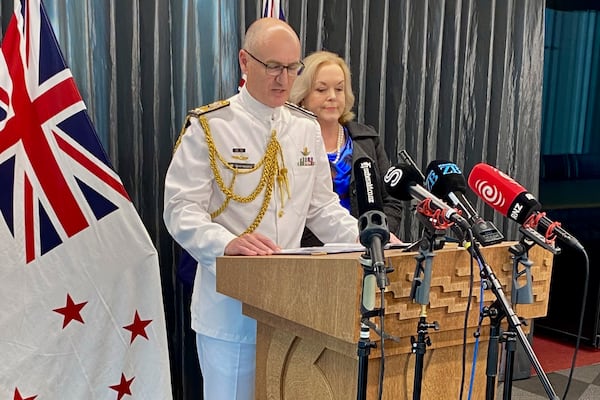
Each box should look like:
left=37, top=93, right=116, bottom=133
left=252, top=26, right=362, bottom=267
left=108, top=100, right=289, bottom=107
left=217, top=242, right=553, bottom=400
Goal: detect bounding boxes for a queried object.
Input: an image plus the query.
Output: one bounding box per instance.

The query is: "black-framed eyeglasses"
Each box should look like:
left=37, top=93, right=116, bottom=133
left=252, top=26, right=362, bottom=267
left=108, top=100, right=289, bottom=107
left=244, top=49, right=304, bottom=76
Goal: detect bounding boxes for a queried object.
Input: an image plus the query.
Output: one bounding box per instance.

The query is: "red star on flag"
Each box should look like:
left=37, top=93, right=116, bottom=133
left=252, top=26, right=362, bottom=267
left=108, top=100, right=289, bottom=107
left=123, top=310, right=152, bottom=344
left=52, top=294, right=87, bottom=328
left=13, top=388, right=37, bottom=400
left=109, top=373, right=135, bottom=400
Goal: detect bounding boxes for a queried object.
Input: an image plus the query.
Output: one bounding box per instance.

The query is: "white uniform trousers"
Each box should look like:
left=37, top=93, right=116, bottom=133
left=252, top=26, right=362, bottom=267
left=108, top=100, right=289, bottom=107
left=196, top=333, right=256, bottom=400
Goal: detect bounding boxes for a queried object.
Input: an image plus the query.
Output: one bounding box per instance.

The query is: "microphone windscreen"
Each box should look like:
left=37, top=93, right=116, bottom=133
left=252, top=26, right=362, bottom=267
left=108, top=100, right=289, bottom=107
left=467, top=163, right=540, bottom=223
left=354, top=157, right=384, bottom=214
left=424, top=160, right=467, bottom=198
left=383, top=163, right=423, bottom=201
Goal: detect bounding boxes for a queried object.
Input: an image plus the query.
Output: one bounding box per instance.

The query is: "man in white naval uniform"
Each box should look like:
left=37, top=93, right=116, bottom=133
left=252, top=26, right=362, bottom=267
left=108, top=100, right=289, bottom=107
left=163, top=18, right=358, bottom=400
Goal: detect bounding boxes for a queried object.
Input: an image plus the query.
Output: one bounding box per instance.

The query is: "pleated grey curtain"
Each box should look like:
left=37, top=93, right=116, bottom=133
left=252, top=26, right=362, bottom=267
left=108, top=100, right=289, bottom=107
left=248, top=0, right=546, bottom=242
left=1, top=0, right=546, bottom=398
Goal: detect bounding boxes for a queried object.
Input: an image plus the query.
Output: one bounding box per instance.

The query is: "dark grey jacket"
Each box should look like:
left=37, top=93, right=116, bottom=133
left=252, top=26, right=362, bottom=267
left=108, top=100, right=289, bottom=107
left=301, top=121, right=404, bottom=246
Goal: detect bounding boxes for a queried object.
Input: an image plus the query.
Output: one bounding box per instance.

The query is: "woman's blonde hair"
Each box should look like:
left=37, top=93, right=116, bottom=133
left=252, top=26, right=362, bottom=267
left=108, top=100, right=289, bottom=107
left=289, top=50, right=355, bottom=123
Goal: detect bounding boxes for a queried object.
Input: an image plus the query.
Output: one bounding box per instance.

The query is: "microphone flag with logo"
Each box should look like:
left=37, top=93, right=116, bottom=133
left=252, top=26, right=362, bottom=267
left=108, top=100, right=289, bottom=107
left=384, top=163, right=470, bottom=230
left=425, top=160, right=504, bottom=245
left=468, top=163, right=583, bottom=250
left=354, top=157, right=389, bottom=290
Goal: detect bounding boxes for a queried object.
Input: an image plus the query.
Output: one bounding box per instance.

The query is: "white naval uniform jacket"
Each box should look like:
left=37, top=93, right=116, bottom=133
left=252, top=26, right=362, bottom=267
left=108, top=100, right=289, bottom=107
left=163, top=86, right=359, bottom=344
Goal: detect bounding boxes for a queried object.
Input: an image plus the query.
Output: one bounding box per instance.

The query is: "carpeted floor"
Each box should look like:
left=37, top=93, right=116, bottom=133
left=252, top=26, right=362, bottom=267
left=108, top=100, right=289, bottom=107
left=498, top=332, right=600, bottom=399
left=532, top=333, right=600, bottom=373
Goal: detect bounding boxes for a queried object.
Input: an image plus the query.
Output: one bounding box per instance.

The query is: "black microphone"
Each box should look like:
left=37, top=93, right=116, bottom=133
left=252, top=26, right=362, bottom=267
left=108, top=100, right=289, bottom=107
left=424, top=160, right=504, bottom=246
left=354, top=157, right=390, bottom=290
left=383, top=163, right=471, bottom=231
left=469, top=163, right=584, bottom=251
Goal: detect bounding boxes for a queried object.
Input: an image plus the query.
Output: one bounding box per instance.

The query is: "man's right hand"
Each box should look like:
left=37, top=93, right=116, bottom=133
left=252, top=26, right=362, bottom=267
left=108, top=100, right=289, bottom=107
left=224, top=233, right=281, bottom=256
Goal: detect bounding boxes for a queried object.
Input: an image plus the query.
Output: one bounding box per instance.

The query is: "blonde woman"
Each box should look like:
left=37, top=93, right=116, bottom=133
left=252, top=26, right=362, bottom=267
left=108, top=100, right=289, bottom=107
left=290, top=50, right=403, bottom=245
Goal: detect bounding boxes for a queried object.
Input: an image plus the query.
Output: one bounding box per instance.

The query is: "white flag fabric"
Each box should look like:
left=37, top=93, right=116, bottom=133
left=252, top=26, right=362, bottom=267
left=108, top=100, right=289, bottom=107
left=0, top=0, right=173, bottom=398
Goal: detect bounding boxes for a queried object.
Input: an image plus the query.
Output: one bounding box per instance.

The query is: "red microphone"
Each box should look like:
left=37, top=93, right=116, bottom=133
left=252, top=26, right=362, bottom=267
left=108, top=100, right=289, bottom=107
left=467, top=163, right=540, bottom=223
left=468, top=163, right=583, bottom=251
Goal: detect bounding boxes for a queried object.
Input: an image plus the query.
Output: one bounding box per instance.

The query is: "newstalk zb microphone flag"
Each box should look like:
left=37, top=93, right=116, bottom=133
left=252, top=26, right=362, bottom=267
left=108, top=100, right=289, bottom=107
left=0, top=1, right=172, bottom=398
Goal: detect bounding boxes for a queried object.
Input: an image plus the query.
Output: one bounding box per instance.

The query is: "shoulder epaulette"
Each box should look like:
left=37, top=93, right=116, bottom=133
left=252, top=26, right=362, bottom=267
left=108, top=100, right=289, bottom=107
left=188, top=100, right=230, bottom=117
left=285, top=101, right=317, bottom=119
left=173, top=100, right=230, bottom=154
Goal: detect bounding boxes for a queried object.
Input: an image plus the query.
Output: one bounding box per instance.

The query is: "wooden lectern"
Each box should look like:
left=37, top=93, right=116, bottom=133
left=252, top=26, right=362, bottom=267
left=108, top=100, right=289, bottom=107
left=216, top=242, right=553, bottom=399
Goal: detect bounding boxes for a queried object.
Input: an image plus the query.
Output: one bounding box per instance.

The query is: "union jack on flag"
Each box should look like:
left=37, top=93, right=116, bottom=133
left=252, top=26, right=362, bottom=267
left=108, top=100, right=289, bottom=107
left=0, top=0, right=129, bottom=264
left=0, top=1, right=172, bottom=398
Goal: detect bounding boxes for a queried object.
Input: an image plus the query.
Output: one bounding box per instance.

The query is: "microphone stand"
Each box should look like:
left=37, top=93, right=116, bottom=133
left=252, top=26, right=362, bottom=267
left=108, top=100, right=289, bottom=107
left=356, top=254, right=379, bottom=400
left=356, top=250, right=398, bottom=400
left=409, top=215, right=443, bottom=400
left=509, top=241, right=534, bottom=306
left=355, top=208, right=395, bottom=400
left=468, top=238, right=560, bottom=400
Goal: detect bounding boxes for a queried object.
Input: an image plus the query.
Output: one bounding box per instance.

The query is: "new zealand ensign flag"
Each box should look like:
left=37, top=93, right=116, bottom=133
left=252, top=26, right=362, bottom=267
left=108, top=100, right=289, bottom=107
left=0, top=1, right=173, bottom=398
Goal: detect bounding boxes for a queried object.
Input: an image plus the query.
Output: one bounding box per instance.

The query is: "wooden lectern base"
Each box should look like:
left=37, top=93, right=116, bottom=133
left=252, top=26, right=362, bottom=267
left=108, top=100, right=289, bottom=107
left=217, top=242, right=553, bottom=399
left=253, top=318, right=490, bottom=399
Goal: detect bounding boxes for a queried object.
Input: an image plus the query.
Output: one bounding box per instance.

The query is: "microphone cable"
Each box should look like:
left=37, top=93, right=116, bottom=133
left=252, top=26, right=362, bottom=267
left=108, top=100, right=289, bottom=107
left=560, top=247, right=590, bottom=399
left=467, top=242, right=487, bottom=400
left=378, top=281, right=386, bottom=400
left=456, top=229, right=478, bottom=400
left=375, top=253, right=401, bottom=400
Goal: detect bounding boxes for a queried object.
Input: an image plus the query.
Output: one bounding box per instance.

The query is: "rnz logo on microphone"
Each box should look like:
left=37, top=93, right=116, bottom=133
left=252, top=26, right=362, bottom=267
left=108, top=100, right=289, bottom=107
left=509, top=192, right=536, bottom=221
left=510, top=203, right=524, bottom=221
left=359, top=160, right=376, bottom=204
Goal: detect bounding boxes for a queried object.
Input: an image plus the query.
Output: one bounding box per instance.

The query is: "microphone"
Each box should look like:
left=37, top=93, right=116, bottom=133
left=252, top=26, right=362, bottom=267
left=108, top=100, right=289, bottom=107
left=354, top=157, right=390, bottom=290
left=468, top=163, right=583, bottom=251
left=383, top=163, right=471, bottom=231
left=424, top=160, right=504, bottom=246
